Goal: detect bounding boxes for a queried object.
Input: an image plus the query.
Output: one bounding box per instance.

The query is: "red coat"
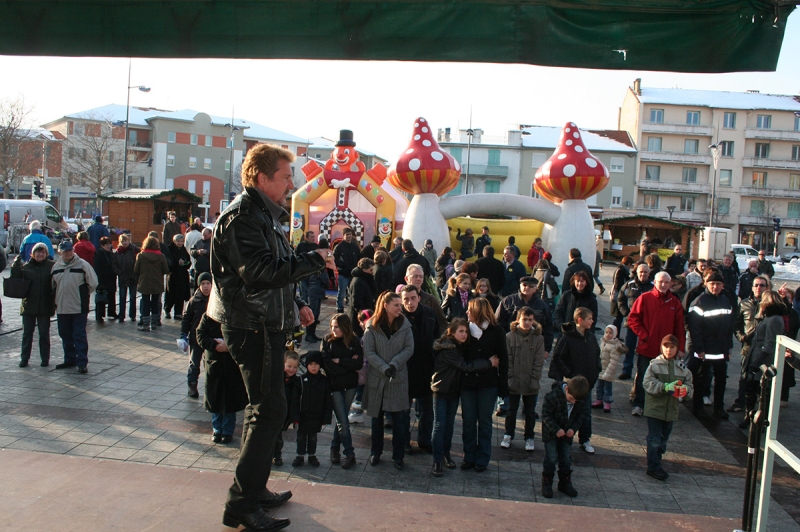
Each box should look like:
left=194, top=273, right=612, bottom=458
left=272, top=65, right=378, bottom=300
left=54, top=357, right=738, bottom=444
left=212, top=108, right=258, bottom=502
left=527, top=246, right=544, bottom=269
left=74, top=240, right=96, bottom=267
left=627, top=288, right=685, bottom=359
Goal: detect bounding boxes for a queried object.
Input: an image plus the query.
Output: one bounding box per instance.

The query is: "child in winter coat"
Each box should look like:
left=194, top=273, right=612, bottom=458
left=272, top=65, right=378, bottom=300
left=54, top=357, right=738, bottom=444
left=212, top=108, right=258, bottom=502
left=292, top=350, right=333, bottom=467
left=195, top=314, right=248, bottom=444
left=592, top=324, right=629, bottom=413
left=541, top=375, right=590, bottom=499
left=274, top=350, right=301, bottom=466
left=180, top=272, right=212, bottom=399
left=642, top=334, right=693, bottom=481
left=501, top=307, right=545, bottom=452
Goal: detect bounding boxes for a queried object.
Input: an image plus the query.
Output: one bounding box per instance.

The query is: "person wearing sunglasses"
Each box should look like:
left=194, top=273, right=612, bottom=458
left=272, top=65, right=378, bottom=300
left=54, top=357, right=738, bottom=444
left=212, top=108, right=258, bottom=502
left=730, top=275, right=771, bottom=414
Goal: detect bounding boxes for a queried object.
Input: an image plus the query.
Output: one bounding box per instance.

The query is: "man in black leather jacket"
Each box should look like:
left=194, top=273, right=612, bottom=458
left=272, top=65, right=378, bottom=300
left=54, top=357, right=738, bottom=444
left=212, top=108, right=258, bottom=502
left=207, top=144, right=328, bottom=532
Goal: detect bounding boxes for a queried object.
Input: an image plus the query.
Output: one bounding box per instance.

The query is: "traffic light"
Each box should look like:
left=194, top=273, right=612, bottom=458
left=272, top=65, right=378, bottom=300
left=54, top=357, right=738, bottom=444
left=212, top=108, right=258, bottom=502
left=147, top=158, right=153, bottom=167
left=773, top=217, right=781, bottom=234
left=33, top=180, right=42, bottom=198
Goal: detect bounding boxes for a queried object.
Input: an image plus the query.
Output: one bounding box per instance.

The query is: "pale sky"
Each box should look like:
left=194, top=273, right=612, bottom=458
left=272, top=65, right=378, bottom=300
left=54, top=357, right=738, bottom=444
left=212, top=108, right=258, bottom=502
left=2, top=11, right=798, bottom=161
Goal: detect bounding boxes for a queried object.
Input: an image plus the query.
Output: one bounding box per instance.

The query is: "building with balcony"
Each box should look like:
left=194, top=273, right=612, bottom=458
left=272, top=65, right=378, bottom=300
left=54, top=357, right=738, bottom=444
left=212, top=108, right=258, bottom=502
left=620, top=79, right=800, bottom=252
left=437, top=125, right=637, bottom=217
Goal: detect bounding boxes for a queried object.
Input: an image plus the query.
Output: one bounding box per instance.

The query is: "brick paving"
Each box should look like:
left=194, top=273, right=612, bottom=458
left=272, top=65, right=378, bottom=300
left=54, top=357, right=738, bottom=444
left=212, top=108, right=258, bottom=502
left=1, top=265, right=800, bottom=530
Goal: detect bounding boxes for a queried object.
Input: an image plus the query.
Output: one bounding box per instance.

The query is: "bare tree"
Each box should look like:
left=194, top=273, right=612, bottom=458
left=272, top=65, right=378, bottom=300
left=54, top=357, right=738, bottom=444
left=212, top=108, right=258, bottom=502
left=0, top=96, right=36, bottom=198
left=63, top=116, right=126, bottom=199
left=710, top=197, right=732, bottom=226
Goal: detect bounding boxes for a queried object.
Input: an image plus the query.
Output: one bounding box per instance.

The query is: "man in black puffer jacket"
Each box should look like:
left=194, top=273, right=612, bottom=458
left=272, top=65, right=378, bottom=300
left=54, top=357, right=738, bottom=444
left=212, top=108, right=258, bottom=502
left=400, top=284, right=439, bottom=454
left=206, top=144, right=328, bottom=531
left=333, top=228, right=361, bottom=313
left=391, top=239, right=431, bottom=288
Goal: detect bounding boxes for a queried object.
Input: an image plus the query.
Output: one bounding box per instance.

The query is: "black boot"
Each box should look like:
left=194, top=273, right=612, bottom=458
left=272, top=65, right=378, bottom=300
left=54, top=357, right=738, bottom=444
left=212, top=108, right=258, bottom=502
left=542, top=471, right=554, bottom=498
left=431, top=461, right=443, bottom=477
left=557, top=470, right=578, bottom=497
left=304, top=323, right=320, bottom=343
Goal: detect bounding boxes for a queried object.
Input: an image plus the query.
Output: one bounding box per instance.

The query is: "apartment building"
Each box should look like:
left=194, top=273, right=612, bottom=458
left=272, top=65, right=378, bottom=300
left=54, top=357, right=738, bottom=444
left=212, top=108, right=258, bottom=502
left=42, top=105, right=309, bottom=217
left=620, top=79, right=800, bottom=252
left=437, top=126, right=637, bottom=216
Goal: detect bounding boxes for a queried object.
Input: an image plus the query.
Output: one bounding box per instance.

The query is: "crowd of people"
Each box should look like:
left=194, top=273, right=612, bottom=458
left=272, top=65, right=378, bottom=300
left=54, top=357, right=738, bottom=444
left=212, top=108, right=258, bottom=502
left=5, top=141, right=800, bottom=530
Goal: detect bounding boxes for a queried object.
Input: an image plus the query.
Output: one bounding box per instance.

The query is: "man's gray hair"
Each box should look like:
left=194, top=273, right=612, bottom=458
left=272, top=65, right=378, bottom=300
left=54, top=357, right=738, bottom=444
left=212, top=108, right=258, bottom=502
left=406, top=264, right=424, bottom=276
left=29, top=220, right=41, bottom=231
left=654, top=271, right=671, bottom=282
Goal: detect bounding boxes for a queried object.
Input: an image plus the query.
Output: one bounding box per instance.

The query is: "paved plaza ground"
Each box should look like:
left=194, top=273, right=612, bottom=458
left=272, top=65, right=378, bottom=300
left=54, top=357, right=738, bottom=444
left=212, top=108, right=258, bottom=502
left=1, top=265, right=799, bottom=530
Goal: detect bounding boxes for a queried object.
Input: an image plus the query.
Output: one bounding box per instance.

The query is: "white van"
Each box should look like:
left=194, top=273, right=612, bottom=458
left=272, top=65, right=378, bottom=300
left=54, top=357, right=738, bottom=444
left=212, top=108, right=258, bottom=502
left=0, top=199, right=66, bottom=250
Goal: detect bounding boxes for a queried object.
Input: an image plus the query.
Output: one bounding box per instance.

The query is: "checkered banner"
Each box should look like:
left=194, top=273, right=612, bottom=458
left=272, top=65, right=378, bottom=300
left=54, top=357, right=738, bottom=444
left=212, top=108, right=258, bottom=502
left=319, top=207, right=364, bottom=246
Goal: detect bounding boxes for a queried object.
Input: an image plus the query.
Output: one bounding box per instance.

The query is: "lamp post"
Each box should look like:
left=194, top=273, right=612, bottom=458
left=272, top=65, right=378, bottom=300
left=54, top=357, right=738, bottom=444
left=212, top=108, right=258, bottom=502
left=708, top=142, right=721, bottom=228
left=464, top=128, right=474, bottom=195
left=122, top=59, right=150, bottom=189
left=667, top=205, right=675, bottom=220
left=224, top=123, right=241, bottom=206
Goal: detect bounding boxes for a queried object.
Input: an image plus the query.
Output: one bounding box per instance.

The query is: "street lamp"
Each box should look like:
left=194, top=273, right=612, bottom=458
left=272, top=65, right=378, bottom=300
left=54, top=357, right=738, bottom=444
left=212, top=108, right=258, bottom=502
left=224, top=123, right=241, bottom=204
left=122, top=59, right=150, bottom=189
left=667, top=205, right=675, bottom=220
left=708, top=142, right=721, bottom=227
left=463, top=128, right=474, bottom=195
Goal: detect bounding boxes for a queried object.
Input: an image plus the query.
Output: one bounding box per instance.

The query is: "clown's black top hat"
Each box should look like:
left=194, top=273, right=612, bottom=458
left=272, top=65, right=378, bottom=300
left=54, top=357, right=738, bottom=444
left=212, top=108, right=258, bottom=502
left=336, top=129, right=356, bottom=147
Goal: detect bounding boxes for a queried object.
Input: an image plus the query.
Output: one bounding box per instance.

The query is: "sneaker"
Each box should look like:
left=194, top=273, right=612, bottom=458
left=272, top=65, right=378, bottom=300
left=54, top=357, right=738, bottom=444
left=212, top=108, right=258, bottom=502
left=525, top=439, right=535, bottom=452
left=500, top=435, right=512, bottom=449
left=348, top=411, right=364, bottom=424
left=647, top=468, right=669, bottom=481
left=591, top=400, right=603, bottom=409
left=581, top=441, right=595, bottom=454
left=631, top=406, right=643, bottom=416
left=703, top=396, right=712, bottom=406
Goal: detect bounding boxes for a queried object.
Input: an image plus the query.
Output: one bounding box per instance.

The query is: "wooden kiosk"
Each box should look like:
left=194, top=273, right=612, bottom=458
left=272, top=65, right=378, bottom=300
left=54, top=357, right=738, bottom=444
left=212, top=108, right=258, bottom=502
left=102, top=188, right=201, bottom=245
left=596, top=215, right=703, bottom=263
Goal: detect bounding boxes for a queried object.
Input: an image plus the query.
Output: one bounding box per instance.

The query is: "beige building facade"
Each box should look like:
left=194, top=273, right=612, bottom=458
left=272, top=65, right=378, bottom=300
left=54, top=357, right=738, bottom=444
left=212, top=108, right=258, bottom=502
left=620, top=79, right=800, bottom=252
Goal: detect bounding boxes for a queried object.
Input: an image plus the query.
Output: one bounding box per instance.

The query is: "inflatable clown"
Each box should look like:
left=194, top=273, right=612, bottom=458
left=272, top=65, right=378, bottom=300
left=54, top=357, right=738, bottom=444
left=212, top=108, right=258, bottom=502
left=389, top=119, right=608, bottom=276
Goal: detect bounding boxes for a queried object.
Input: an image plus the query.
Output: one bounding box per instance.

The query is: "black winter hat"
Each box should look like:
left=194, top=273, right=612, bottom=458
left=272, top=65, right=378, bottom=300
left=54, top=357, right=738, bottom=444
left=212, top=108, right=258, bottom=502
left=304, top=350, right=324, bottom=367
left=197, top=272, right=212, bottom=285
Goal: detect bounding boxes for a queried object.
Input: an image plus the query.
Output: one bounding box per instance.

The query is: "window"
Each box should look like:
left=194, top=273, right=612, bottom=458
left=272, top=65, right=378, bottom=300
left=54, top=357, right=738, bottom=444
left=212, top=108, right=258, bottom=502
left=643, top=195, right=659, bottom=209
left=789, top=203, right=800, bottom=219
left=649, top=109, right=664, bottom=123
left=686, top=111, right=700, bottom=125
left=719, top=169, right=732, bottom=186
left=485, top=180, right=500, bottom=193
left=225, top=160, right=231, bottom=171
left=757, top=115, right=772, bottom=129
left=718, top=197, right=730, bottom=215
left=129, top=130, right=137, bottom=143
left=680, top=196, right=694, bottom=211
left=190, top=134, right=198, bottom=145
left=787, top=231, right=799, bottom=249
left=792, top=174, right=800, bottom=190
left=720, top=141, right=734, bottom=157
left=204, top=158, right=212, bottom=170
left=187, top=179, right=196, bottom=193
left=611, top=187, right=622, bottom=207
left=645, top=165, right=661, bottom=180
left=752, top=171, right=767, bottom=188
left=647, top=137, right=662, bottom=151
left=168, top=132, right=176, bottom=143
left=166, top=178, right=174, bottom=189
left=684, top=139, right=699, bottom=154
left=488, top=150, right=501, bottom=166
left=723, top=112, right=737, bottom=129
left=449, top=147, right=462, bottom=162
left=750, top=200, right=765, bottom=216
left=755, top=143, right=770, bottom=159
left=792, top=146, right=800, bottom=161
left=796, top=116, right=800, bottom=132
left=610, top=157, right=624, bottom=173
left=532, top=153, right=547, bottom=168
left=166, top=155, right=175, bottom=167
left=447, top=178, right=464, bottom=196
left=682, top=167, right=697, bottom=182
left=205, top=136, right=212, bottom=147
left=189, top=157, right=197, bottom=168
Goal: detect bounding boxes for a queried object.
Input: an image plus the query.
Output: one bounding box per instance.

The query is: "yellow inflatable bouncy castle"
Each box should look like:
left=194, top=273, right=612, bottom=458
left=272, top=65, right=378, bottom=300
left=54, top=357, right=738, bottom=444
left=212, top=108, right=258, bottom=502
left=446, top=217, right=545, bottom=271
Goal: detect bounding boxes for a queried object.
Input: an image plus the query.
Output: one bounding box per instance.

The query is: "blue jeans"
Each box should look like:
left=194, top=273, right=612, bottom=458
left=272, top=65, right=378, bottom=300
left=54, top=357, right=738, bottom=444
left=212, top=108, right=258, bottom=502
left=504, top=394, right=538, bottom=440
left=140, top=293, right=161, bottom=323
left=330, top=387, right=358, bottom=457
left=460, top=386, right=497, bottom=467
left=595, top=380, right=613, bottom=403
left=370, top=409, right=409, bottom=461
left=118, top=282, right=137, bottom=320
left=579, top=393, right=592, bottom=444
left=57, top=313, right=89, bottom=367
left=299, top=278, right=309, bottom=302
left=212, top=412, right=237, bottom=436
left=336, top=275, right=351, bottom=310
left=432, top=396, right=460, bottom=462
left=307, top=297, right=321, bottom=322
left=622, top=329, right=638, bottom=376
left=633, top=356, right=653, bottom=409
left=646, top=416, right=673, bottom=472
left=406, top=395, right=434, bottom=448
left=543, top=437, right=572, bottom=474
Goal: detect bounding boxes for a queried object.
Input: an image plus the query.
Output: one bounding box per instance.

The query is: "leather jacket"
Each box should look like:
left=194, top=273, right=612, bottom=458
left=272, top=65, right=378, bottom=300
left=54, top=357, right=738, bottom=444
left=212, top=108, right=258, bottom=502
left=206, top=187, right=326, bottom=331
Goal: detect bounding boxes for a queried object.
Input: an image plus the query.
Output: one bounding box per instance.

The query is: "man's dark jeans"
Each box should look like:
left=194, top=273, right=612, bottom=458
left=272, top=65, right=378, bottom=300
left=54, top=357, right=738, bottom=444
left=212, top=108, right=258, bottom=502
left=221, top=326, right=287, bottom=514
left=622, top=329, right=638, bottom=376
left=406, top=395, right=434, bottom=449
left=57, top=313, right=88, bottom=367
left=633, top=355, right=654, bottom=409
left=691, top=359, right=727, bottom=411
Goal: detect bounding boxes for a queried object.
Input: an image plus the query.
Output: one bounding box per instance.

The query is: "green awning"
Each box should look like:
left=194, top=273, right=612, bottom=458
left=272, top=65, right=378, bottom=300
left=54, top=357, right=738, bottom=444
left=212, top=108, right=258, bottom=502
left=0, top=0, right=794, bottom=73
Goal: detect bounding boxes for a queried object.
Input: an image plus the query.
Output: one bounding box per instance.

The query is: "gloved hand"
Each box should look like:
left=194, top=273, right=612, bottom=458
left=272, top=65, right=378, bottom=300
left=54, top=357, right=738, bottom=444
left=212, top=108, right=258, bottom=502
left=385, top=367, right=394, bottom=378
left=674, top=385, right=688, bottom=398
left=664, top=380, right=683, bottom=395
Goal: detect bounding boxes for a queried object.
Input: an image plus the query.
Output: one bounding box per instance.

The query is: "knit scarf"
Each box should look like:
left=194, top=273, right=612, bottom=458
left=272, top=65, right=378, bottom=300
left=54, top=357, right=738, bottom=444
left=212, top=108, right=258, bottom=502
left=469, top=320, right=489, bottom=339
left=458, top=288, right=469, bottom=308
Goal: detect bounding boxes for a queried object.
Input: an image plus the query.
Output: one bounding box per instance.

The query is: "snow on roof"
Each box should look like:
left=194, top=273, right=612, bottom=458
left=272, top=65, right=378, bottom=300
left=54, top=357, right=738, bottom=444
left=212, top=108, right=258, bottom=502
left=103, top=188, right=201, bottom=201
left=56, top=104, right=159, bottom=127
left=521, top=126, right=636, bottom=153
left=638, top=88, right=800, bottom=112
left=19, top=128, right=60, bottom=141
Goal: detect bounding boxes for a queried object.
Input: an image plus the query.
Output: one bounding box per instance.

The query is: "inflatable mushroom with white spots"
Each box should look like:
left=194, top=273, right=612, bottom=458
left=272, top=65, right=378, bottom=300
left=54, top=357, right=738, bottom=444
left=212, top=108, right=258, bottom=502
left=394, top=119, right=606, bottom=276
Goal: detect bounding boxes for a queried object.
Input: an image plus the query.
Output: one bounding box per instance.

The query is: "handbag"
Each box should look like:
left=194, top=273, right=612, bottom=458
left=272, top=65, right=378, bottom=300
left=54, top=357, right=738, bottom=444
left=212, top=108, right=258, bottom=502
left=95, top=288, right=109, bottom=305
left=3, top=276, right=31, bottom=299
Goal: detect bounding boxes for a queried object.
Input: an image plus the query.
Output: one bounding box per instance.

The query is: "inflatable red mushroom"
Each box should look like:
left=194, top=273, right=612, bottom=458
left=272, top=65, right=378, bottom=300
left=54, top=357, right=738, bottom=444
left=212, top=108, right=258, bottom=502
left=534, top=122, right=609, bottom=202
left=388, top=117, right=461, bottom=196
